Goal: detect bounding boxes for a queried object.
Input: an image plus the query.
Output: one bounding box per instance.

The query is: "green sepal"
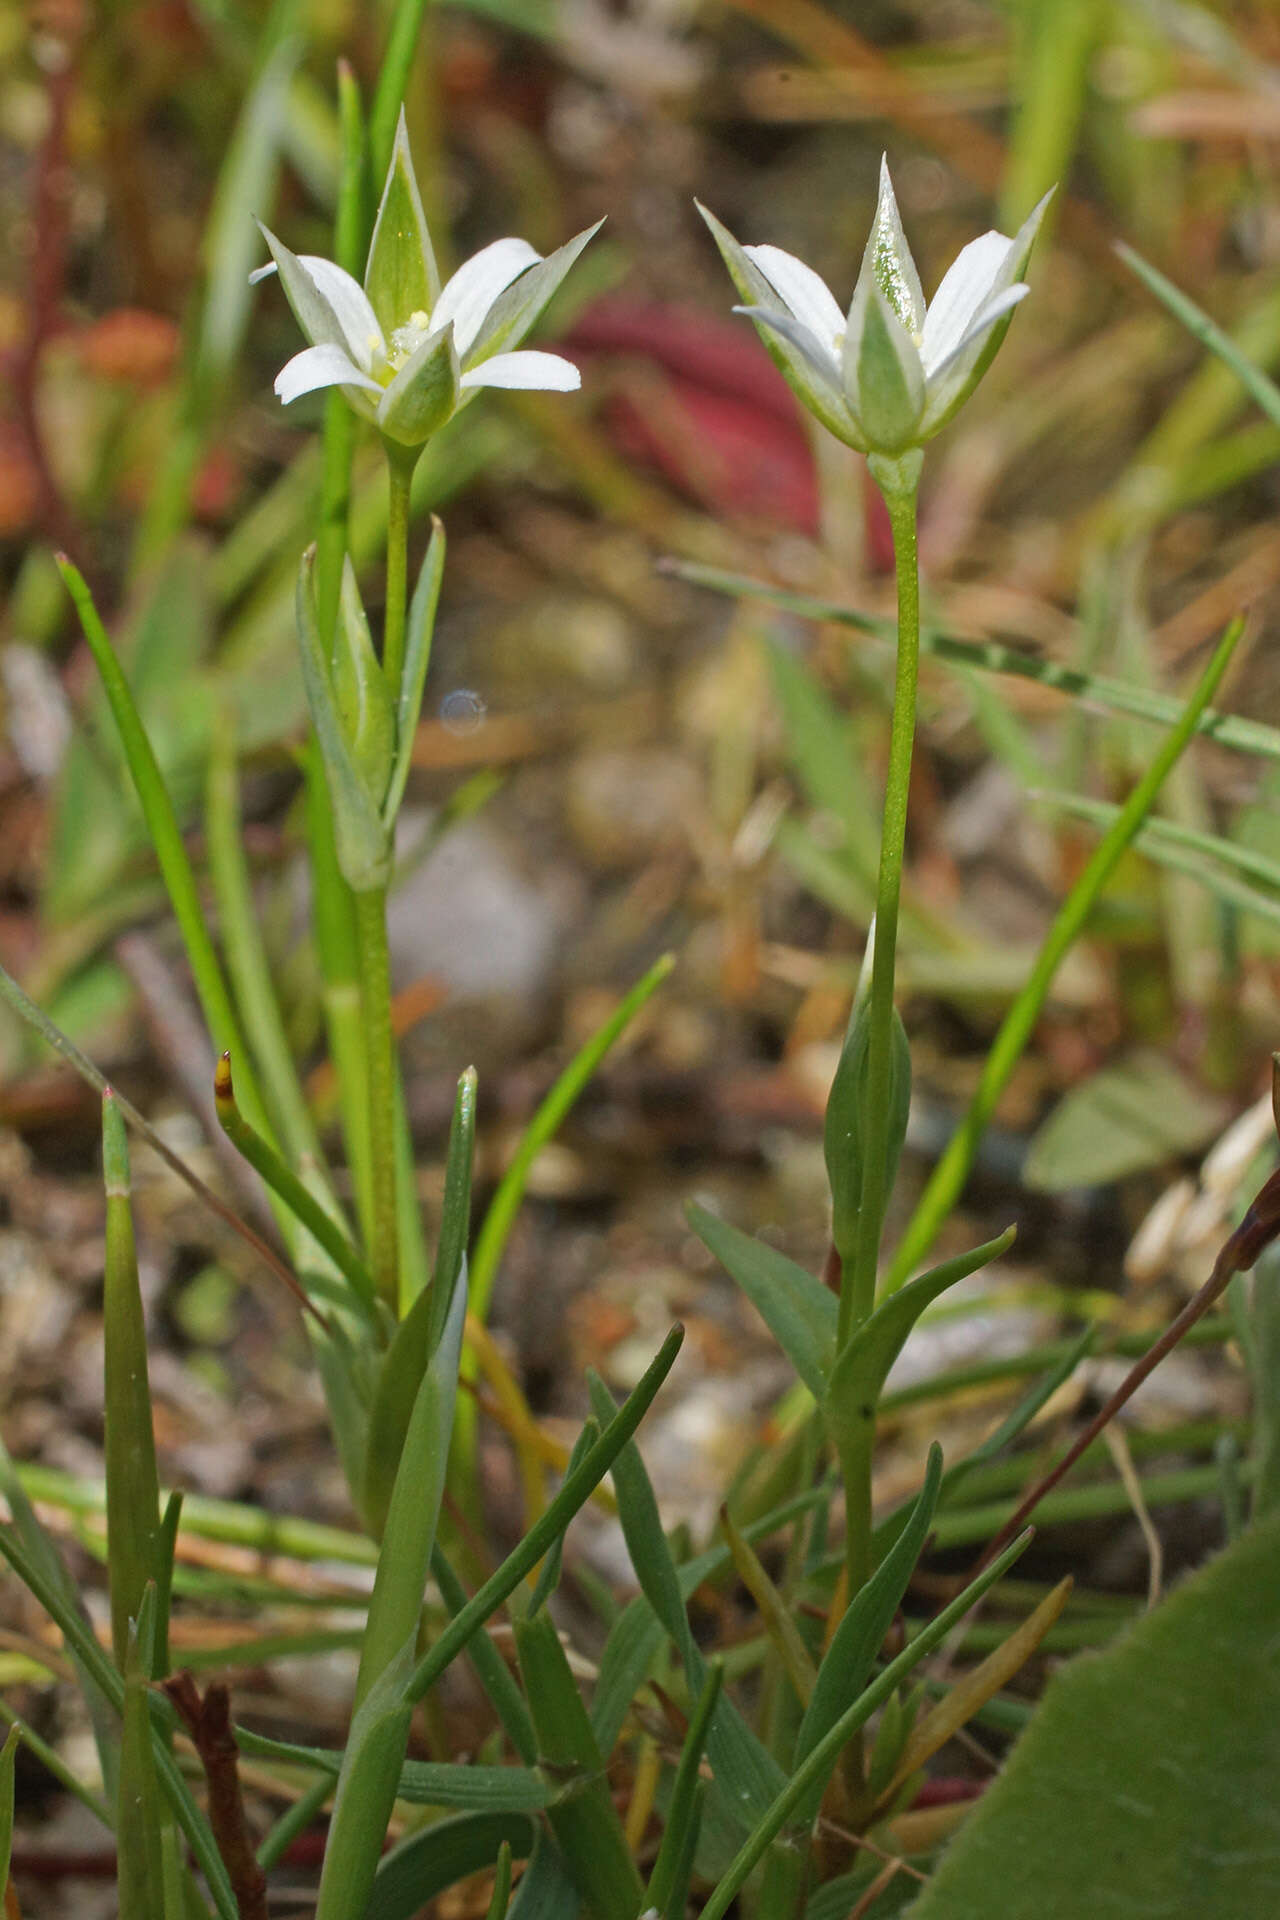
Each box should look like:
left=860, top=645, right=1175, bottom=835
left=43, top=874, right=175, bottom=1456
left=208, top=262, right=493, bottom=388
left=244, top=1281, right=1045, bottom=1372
left=823, top=1000, right=911, bottom=1274
left=378, top=323, right=459, bottom=448
left=256, top=220, right=350, bottom=360
left=364, top=106, right=439, bottom=332
left=845, top=281, right=925, bottom=454
left=467, top=220, right=605, bottom=365
left=853, top=156, right=925, bottom=333
left=296, top=547, right=392, bottom=891
left=333, top=556, right=395, bottom=806
left=695, top=201, right=861, bottom=449
left=384, top=515, right=447, bottom=828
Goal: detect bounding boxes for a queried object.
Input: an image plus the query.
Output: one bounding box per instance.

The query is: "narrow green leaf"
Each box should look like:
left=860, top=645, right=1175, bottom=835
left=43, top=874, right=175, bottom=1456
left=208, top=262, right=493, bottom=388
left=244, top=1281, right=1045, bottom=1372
left=792, top=1446, right=943, bottom=1832
left=367, top=1812, right=536, bottom=1920
left=405, top=1326, right=685, bottom=1708
left=1119, top=241, right=1280, bottom=429
left=205, top=713, right=330, bottom=1178
left=528, top=1419, right=597, bottom=1617
left=384, top=515, right=446, bottom=826
left=516, top=1609, right=646, bottom=1920
left=667, top=564, right=1280, bottom=766
left=118, top=1595, right=166, bottom=1920
left=56, top=559, right=267, bottom=1131
left=0, top=1724, right=19, bottom=1890
left=585, top=1372, right=787, bottom=1830
left=485, top=1841, right=514, bottom=1920
left=235, top=1727, right=548, bottom=1809
left=459, top=953, right=675, bottom=1476
left=686, top=1201, right=835, bottom=1399
left=826, top=1232, right=1013, bottom=1534
left=213, top=1052, right=375, bottom=1313
left=313, top=1688, right=415, bottom=1920
left=333, top=557, right=395, bottom=806
left=824, top=1001, right=911, bottom=1274
left=358, top=1265, right=467, bottom=1707
left=103, top=1092, right=162, bottom=1674
left=363, top=1070, right=476, bottom=1533
left=0, top=1528, right=237, bottom=1920
left=429, top=1065, right=478, bottom=1347
left=314, top=1266, right=467, bottom=1920
left=431, top=1542, right=538, bottom=1765
left=295, top=547, right=392, bottom=892
left=699, top=1530, right=1033, bottom=1920
left=505, top=1826, right=580, bottom=1919
left=890, top=616, right=1246, bottom=1286
left=645, top=1662, right=722, bottom=1915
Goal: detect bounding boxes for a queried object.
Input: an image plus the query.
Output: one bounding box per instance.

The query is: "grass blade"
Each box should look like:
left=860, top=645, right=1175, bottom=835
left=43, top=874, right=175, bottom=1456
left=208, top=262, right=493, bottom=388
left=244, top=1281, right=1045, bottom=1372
left=205, top=714, right=331, bottom=1178
left=102, top=1093, right=162, bottom=1673
left=668, top=562, right=1280, bottom=764
left=888, top=616, right=1245, bottom=1287
left=1118, top=242, right=1280, bottom=429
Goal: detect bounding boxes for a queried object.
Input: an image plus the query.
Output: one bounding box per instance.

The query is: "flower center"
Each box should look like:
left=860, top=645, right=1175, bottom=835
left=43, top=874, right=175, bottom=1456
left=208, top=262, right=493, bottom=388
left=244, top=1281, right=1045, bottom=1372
left=387, top=309, right=434, bottom=372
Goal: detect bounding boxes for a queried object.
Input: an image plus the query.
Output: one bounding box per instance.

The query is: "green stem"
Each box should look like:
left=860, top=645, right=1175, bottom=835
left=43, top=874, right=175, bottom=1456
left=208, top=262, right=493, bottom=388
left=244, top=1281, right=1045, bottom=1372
left=382, top=448, right=417, bottom=697
left=835, top=462, right=921, bottom=1615
left=354, top=884, right=399, bottom=1313
left=843, top=473, right=921, bottom=1341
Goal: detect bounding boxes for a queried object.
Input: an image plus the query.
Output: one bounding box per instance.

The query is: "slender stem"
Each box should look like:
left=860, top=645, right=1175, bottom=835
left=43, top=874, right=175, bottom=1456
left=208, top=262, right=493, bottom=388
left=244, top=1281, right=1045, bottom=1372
left=354, top=884, right=399, bottom=1312
left=842, top=476, right=921, bottom=1343
left=382, top=448, right=417, bottom=696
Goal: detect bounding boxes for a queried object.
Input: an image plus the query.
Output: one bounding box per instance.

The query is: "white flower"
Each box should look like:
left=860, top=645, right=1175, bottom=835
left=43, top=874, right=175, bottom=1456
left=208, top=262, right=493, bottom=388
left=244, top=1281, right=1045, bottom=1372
left=255, top=110, right=599, bottom=447
left=699, top=160, right=1050, bottom=458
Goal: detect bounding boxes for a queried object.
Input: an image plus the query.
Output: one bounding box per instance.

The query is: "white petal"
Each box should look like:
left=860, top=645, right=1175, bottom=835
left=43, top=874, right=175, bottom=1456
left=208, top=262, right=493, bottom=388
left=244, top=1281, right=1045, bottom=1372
left=744, top=244, right=846, bottom=357
left=920, top=231, right=1013, bottom=374
left=434, top=239, right=542, bottom=358
left=274, top=343, right=381, bottom=404
left=249, top=261, right=277, bottom=286
left=459, top=349, right=581, bottom=392
left=298, top=257, right=385, bottom=372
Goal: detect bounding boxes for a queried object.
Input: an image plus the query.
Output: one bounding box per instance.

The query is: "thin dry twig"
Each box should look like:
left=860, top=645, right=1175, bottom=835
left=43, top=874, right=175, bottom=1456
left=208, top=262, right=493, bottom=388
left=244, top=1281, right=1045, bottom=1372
left=163, top=1671, right=268, bottom=1920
